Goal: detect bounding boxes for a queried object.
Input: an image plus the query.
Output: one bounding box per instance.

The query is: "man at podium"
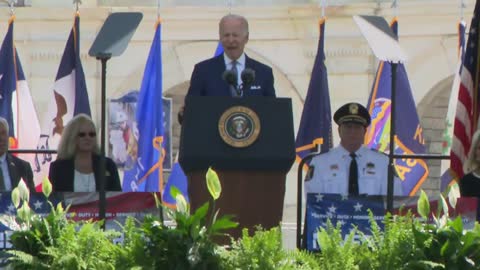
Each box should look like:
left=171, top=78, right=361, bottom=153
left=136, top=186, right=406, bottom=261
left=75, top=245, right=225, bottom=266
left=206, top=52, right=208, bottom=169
left=186, top=14, right=276, bottom=98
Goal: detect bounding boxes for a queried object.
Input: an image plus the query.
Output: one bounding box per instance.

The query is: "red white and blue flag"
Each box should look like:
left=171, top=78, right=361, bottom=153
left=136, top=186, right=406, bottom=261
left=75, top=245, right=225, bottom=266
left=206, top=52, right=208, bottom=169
left=440, top=19, right=466, bottom=191
left=450, top=1, right=480, bottom=184
left=35, top=13, right=91, bottom=189
left=0, top=16, right=41, bottom=177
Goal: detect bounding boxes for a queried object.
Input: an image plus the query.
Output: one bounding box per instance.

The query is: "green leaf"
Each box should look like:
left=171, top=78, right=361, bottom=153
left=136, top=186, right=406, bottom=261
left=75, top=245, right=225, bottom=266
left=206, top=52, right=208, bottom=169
left=170, top=186, right=181, bottom=200
left=449, top=216, right=463, bottom=233
left=447, top=182, right=460, bottom=209
left=206, top=167, right=221, bottom=200
left=42, top=177, right=52, bottom=198
left=152, top=193, right=161, bottom=209
left=417, top=190, right=430, bottom=219
left=439, top=194, right=449, bottom=219
left=210, top=215, right=238, bottom=233
left=11, top=187, right=20, bottom=209
left=17, top=180, right=29, bottom=203
left=175, top=193, right=189, bottom=214
left=191, top=202, right=209, bottom=225
left=17, top=202, right=31, bottom=222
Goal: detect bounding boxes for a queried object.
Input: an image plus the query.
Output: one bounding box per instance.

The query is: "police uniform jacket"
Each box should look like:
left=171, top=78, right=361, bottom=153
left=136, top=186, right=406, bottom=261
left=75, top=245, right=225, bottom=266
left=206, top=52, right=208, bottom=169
left=305, top=145, right=403, bottom=196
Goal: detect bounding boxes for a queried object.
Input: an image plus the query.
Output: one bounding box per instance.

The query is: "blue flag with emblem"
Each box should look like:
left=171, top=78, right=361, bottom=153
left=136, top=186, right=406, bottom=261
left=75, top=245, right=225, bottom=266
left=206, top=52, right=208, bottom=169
left=162, top=41, right=224, bottom=206
left=365, top=18, right=429, bottom=196
left=295, top=18, right=332, bottom=167
left=123, top=20, right=164, bottom=191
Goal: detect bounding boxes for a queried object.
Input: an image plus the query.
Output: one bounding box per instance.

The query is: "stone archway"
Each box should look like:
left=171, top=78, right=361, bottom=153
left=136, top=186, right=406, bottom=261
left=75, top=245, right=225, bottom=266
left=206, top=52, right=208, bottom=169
left=416, top=75, right=454, bottom=194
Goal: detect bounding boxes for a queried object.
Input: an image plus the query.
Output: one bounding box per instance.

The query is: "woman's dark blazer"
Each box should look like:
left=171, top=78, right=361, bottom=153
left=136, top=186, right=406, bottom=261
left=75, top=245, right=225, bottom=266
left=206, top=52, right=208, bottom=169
left=48, top=154, right=122, bottom=192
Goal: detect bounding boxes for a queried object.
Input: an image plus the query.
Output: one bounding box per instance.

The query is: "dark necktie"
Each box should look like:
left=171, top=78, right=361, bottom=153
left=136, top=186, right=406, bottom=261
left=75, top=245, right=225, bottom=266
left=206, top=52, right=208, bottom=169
left=229, top=61, right=239, bottom=96
left=349, top=153, right=359, bottom=196
left=0, top=161, right=5, bottom=191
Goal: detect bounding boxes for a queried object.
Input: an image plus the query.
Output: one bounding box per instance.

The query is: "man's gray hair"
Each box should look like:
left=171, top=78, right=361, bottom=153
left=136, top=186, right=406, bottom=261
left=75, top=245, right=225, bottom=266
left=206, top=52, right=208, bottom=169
left=219, top=14, right=249, bottom=35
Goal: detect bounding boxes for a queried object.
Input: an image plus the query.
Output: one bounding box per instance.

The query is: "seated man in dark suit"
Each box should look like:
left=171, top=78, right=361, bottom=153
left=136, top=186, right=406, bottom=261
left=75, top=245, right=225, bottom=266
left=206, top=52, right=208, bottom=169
left=179, top=14, right=276, bottom=122
left=0, top=117, right=35, bottom=191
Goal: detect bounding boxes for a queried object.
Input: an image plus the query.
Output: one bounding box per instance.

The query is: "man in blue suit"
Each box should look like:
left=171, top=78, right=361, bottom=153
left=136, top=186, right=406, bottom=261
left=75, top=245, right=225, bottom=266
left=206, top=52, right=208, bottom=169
left=186, top=14, right=276, bottom=97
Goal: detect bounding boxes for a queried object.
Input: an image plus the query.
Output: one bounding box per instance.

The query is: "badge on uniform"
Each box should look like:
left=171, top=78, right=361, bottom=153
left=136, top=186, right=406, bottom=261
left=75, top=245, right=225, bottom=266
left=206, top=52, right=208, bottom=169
left=330, top=164, right=339, bottom=177
left=305, top=165, right=315, bottom=181
left=365, top=162, right=376, bottom=175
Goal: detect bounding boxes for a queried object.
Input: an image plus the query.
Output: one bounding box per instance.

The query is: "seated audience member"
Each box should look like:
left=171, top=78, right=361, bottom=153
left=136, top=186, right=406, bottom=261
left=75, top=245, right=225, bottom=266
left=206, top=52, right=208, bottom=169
left=48, top=114, right=121, bottom=192
left=0, top=117, right=35, bottom=191
left=460, top=130, right=480, bottom=197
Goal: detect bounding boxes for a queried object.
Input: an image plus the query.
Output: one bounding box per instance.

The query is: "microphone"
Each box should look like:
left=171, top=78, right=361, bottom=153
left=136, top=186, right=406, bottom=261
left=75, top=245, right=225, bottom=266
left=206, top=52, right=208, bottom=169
left=241, top=68, right=256, bottom=92
left=223, top=69, right=241, bottom=97
left=222, top=69, right=237, bottom=86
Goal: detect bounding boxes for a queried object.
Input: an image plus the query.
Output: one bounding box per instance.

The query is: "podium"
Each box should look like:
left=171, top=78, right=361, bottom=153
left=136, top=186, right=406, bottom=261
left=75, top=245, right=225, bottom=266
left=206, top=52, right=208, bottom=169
left=179, top=96, right=295, bottom=240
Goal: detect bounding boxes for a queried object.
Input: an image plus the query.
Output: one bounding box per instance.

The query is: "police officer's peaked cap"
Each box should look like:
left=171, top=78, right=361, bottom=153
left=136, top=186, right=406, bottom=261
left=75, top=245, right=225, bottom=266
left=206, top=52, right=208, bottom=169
left=333, top=102, right=371, bottom=127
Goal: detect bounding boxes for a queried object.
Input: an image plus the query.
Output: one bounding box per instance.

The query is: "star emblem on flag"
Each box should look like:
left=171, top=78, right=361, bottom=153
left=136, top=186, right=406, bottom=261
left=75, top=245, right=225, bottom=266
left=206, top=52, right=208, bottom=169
left=354, top=202, right=363, bottom=212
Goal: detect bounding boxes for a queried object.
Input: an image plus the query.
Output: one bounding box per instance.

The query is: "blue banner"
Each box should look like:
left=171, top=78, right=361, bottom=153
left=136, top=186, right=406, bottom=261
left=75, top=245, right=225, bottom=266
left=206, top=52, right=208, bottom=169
left=365, top=19, right=429, bottom=196
left=295, top=18, right=332, bottom=165
left=122, top=21, right=164, bottom=191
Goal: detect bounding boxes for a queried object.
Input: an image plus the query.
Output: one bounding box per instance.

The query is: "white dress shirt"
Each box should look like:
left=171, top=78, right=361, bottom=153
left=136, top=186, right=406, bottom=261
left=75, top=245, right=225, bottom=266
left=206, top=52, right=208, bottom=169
left=305, top=145, right=403, bottom=196
left=224, top=52, right=246, bottom=86
left=74, top=170, right=96, bottom=192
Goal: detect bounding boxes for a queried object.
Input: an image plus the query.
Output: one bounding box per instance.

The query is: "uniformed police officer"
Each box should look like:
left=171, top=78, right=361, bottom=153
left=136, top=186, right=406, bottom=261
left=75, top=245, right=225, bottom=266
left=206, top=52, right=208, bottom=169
left=305, top=102, right=403, bottom=196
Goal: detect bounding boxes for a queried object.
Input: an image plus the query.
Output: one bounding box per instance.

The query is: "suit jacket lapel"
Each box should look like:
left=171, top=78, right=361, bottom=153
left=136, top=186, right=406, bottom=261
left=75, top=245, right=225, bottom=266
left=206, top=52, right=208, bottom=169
left=64, top=159, right=75, bottom=191
left=214, top=54, right=231, bottom=95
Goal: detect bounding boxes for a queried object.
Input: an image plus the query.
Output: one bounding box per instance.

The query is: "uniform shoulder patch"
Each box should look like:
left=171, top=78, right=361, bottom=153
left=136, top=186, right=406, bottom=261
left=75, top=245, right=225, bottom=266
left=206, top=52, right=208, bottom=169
left=369, top=148, right=388, bottom=156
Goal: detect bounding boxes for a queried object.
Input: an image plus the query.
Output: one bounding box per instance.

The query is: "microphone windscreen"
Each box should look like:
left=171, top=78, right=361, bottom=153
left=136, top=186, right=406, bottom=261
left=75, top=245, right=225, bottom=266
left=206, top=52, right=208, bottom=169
left=241, top=68, right=256, bottom=85
left=222, top=70, right=237, bottom=85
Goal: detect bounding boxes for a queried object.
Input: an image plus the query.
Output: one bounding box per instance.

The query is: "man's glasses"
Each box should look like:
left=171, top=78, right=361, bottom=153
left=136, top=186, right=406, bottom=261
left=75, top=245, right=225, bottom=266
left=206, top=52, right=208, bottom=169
left=78, top=132, right=96, bottom=138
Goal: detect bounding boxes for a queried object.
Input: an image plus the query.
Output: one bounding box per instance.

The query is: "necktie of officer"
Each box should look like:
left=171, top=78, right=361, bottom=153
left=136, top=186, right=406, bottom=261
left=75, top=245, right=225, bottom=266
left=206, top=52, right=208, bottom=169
left=230, top=61, right=239, bottom=96
left=349, top=153, right=359, bottom=196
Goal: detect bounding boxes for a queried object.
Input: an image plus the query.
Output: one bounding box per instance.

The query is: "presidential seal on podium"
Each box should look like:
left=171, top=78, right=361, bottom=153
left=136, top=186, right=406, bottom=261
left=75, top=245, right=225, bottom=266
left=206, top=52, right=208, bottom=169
left=218, top=106, right=261, bottom=148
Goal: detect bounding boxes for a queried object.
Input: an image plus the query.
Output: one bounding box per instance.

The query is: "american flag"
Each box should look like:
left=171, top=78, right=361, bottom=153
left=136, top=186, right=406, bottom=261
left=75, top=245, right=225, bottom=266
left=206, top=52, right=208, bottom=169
left=451, top=1, right=480, bottom=180
left=304, top=194, right=478, bottom=251
left=440, top=19, right=466, bottom=191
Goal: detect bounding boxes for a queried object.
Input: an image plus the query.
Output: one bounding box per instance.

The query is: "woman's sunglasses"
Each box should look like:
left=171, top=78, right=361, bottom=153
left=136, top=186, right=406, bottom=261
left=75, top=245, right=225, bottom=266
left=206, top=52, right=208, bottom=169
left=78, top=132, right=96, bottom=138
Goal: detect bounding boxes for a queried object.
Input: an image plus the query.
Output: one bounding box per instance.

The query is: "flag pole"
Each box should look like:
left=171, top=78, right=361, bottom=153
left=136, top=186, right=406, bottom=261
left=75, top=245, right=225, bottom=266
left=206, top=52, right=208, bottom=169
left=156, top=0, right=165, bottom=225
left=387, top=0, right=399, bottom=212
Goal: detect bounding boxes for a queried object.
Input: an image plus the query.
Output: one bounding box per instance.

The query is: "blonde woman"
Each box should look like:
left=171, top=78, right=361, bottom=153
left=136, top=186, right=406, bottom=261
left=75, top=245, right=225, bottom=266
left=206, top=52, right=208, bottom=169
left=48, top=114, right=121, bottom=192
left=460, top=129, right=480, bottom=196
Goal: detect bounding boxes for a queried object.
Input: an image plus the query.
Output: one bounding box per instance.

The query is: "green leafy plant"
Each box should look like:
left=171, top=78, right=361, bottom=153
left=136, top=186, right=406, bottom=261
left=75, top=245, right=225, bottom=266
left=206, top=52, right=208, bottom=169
left=316, top=220, right=360, bottom=270
left=405, top=187, right=480, bottom=269
left=119, top=167, right=238, bottom=269
left=0, top=177, right=121, bottom=269
left=355, top=211, right=418, bottom=270
left=220, top=227, right=319, bottom=270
